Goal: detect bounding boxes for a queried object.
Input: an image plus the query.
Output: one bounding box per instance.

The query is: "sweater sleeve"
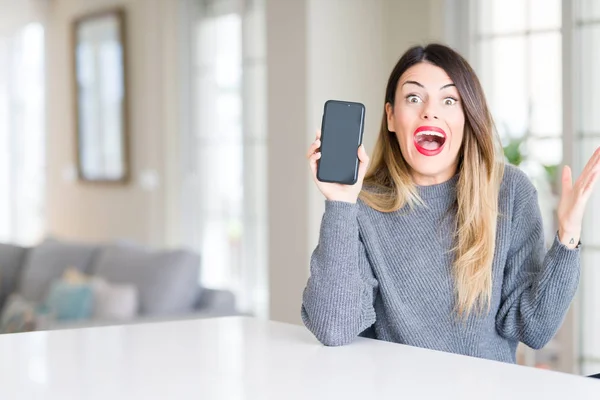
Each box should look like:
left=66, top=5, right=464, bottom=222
left=495, top=190, right=581, bottom=350
left=301, top=200, right=378, bottom=346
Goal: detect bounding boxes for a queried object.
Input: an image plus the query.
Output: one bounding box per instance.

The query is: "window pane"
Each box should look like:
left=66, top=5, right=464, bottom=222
left=201, top=217, right=239, bottom=288
left=480, top=37, right=528, bottom=139
left=577, top=0, right=600, bottom=22
left=578, top=137, right=600, bottom=245
left=525, top=137, right=563, bottom=166
left=217, top=91, right=243, bottom=137
left=580, top=249, right=600, bottom=362
left=240, top=0, right=268, bottom=317
left=0, top=24, right=45, bottom=245
left=195, top=15, right=242, bottom=140
left=195, top=74, right=217, bottom=138
left=529, top=0, right=561, bottom=30
left=240, top=141, right=267, bottom=313
left=582, top=183, right=600, bottom=245
left=243, top=63, right=266, bottom=139
left=193, top=12, right=243, bottom=291
left=576, top=134, right=600, bottom=172
left=14, top=24, right=45, bottom=244
left=529, top=32, right=562, bottom=136
left=214, top=15, right=242, bottom=87
left=478, top=0, right=527, bottom=34
left=242, top=3, right=265, bottom=60
left=577, top=25, right=600, bottom=133
left=186, top=1, right=268, bottom=316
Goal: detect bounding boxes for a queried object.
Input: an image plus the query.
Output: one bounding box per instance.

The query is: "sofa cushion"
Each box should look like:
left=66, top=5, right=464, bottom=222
left=18, top=238, right=99, bottom=303
left=45, top=280, right=94, bottom=321
left=90, top=242, right=200, bottom=316
left=91, top=277, right=139, bottom=321
left=0, top=293, right=38, bottom=334
left=0, top=243, right=28, bottom=309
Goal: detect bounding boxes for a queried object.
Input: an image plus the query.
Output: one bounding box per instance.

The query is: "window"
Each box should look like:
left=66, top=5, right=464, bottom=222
left=180, top=0, right=267, bottom=317
left=573, top=0, right=600, bottom=377
left=0, top=23, right=45, bottom=246
left=472, top=0, right=600, bottom=374
left=472, top=0, right=564, bottom=369
left=473, top=0, right=563, bottom=247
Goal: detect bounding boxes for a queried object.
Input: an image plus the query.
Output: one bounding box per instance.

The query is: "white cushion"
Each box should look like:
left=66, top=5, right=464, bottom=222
left=91, top=277, right=138, bottom=321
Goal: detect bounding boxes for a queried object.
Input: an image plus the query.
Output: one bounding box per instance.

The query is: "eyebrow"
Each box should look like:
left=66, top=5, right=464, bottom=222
left=402, top=81, right=456, bottom=90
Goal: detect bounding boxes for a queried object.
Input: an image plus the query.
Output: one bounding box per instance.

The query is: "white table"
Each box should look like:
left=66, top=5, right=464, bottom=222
left=0, top=316, right=597, bottom=399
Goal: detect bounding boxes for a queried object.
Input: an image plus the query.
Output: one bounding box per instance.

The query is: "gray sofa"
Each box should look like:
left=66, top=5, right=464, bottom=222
left=0, top=237, right=237, bottom=332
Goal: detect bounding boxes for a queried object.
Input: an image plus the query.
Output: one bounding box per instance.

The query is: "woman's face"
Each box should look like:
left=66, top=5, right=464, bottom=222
left=386, top=62, right=465, bottom=185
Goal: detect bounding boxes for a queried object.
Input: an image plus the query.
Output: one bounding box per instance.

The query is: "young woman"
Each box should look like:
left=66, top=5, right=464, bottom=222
left=302, top=43, right=600, bottom=363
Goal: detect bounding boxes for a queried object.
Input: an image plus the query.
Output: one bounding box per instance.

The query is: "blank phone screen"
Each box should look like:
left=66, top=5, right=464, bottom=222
left=318, top=101, right=365, bottom=184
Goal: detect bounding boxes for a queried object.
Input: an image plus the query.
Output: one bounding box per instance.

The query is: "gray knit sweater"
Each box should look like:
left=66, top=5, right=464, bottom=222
left=301, top=164, right=581, bottom=363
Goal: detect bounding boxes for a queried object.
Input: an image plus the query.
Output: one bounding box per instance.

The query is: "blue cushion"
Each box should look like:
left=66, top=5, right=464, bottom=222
left=45, top=281, right=94, bottom=321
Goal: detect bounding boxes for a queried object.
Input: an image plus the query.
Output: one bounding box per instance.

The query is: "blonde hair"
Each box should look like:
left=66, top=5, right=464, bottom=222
left=360, top=44, right=505, bottom=318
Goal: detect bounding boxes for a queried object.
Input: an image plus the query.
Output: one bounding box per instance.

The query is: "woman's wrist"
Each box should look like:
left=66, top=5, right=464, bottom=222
left=558, top=227, right=581, bottom=249
left=327, top=198, right=357, bottom=204
left=326, top=194, right=358, bottom=204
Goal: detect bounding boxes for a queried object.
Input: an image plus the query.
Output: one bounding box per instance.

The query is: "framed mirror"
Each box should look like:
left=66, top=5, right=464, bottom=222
left=72, top=9, right=129, bottom=183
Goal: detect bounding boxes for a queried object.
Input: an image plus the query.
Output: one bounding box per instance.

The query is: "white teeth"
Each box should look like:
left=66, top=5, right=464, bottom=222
left=416, top=131, right=445, bottom=138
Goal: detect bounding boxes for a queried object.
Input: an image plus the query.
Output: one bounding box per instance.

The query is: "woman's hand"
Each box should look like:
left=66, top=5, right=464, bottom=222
left=557, top=146, right=600, bottom=249
left=306, top=130, right=369, bottom=204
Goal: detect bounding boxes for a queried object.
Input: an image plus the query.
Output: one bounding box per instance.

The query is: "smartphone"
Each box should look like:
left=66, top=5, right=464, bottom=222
left=317, top=100, right=365, bottom=185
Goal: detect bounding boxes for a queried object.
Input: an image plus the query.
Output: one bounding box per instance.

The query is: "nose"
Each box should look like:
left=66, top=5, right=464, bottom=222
left=421, top=105, right=439, bottom=120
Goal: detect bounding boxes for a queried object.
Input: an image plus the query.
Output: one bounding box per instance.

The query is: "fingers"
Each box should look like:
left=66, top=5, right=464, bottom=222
left=580, top=146, right=600, bottom=181
left=582, top=153, right=600, bottom=196
left=309, top=151, right=321, bottom=176
left=584, top=170, right=599, bottom=194
left=307, top=130, right=322, bottom=178
left=357, top=144, right=370, bottom=179
left=589, top=146, right=600, bottom=175
left=575, top=146, right=600, bottom=193
left=561, top=165, right=573, bottom=196
left=306, top=139, right=321, bottom=159
left=590, top=146, right=600, bottom=167
left=357, top=144, right=369, bottom=162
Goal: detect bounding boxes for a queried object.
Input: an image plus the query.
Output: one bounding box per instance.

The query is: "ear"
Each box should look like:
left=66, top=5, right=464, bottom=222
left=385, top=102, right=396, bottom=133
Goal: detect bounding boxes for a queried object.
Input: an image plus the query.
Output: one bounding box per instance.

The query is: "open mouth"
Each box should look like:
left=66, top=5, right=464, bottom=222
left=413, top=126, right=447, bottom=156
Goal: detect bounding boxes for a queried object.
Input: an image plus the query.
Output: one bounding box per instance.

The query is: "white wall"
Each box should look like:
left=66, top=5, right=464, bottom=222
left=0, top=0, right=48, bottom=36
left=383, top=0, right=446, bottom=68
left=266, top=0, right=310, bottom=325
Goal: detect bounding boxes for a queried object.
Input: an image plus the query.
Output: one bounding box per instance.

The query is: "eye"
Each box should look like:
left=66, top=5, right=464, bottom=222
left=444, top=97, right=458, bottom=106
left=406, top=94, right=423, bottom=104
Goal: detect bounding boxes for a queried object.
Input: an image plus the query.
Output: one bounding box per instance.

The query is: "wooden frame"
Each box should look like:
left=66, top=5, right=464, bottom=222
left=72, top=8, right=130, bottom=184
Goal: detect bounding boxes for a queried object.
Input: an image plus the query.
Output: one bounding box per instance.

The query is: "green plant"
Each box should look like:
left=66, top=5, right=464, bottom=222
left=543, top=164, right=559, bottom=185
left=502, top=136, right=560, bottom=189
left=503, top=137, right=524, bottom=166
